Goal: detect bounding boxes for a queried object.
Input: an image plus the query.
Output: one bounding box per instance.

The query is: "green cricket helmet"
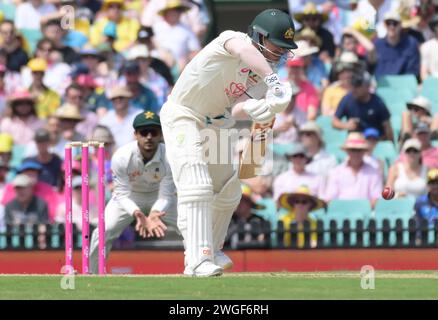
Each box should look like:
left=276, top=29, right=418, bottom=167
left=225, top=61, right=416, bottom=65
left=248, top=9, right=298, bottom=50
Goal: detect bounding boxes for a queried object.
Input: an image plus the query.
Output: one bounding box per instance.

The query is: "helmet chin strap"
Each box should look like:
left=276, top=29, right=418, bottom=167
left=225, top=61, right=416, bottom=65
left=252, top=35, right=294, bottom=66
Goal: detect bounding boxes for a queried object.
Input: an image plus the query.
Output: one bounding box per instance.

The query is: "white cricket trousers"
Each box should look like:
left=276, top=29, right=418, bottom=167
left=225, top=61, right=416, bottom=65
left=160, top=100, right=242, bottom=272
left=89, top=192, right=177, bottom=274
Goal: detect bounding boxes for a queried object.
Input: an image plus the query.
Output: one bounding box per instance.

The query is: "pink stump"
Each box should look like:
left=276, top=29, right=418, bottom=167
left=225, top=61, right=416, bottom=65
left=81, top=144, right=90, bottom=274
left=97, top=143, right=106, bottom=275
left=64, top=145, right=73, bottom=274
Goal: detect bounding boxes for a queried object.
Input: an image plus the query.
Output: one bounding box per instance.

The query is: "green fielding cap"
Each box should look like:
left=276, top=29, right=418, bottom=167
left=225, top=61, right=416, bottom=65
left=133, top=111, right=161, bottom=129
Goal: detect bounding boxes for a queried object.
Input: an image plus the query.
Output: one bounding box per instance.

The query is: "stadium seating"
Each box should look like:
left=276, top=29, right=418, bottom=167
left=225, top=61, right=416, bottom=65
left=374, top=197, right=416, bottom=246
left=377, top=75, right=418, bottom=97
left=372, top=141, right=398, bottom=177
left=326, top=199, right=372, bottom=246
left=253, top=198, right=279, bottom=246
left=19, top=28, right=43, bottom=55
left=316, top=115, right=348, bottom=152
left=420, top=77, right=438, bottom=104
left=0, top=3, right=16, bottom=20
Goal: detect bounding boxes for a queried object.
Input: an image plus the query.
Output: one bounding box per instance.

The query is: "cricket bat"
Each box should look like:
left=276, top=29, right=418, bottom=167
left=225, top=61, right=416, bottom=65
left=238, top=118, right=275, bottom=179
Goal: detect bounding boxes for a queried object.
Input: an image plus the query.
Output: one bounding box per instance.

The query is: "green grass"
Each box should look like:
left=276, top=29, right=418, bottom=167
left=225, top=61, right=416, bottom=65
left=1, top=272, right=438, bottom=300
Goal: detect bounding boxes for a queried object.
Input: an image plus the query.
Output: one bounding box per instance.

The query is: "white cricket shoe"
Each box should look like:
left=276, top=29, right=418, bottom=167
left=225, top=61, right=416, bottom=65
left=214, top=251, right=233, bottom=270
left=184, top=260, right=223, bottom=277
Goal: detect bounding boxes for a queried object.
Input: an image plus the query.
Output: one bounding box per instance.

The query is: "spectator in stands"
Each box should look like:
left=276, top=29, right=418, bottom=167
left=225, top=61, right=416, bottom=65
left=0, top=20, right=29, bottom=71
left=293, top=2, right=336, bottom=59
left=14, top=0, right=56, bottom=30
left=90, top=0, right=140, bottom=52
left=31, top=38, right=71, bottom=95
left=99, top=85, right=142, bottom=148
left=412, top=122, right=438, bottom=168
left=338, top=26, right=377, bottom=68
left=420, top=14, right=438, bottom=80
left=363, top=127, right=385, bottom=176
left=401, top=96, right=438, bottom=141
left=23, top=128, right=62, bottom=189
left=4, top=174, right=49, bottom=225
left=285, top=56, right=320, bottom=125
left=226, top=185, right=268, bottom=249
left=0, top=64, right=6, bottom=115
left=64, top=83, right=99, bottom=139
left=1, top=160, right=60, bottom=223
left=374, top=11, right=420, bottom=79
left=299, top=121, right=337, bottom=179
left=135, top=26, right=175, bottom=86
left=273, top=143, right=325, bottom=203
left=74, top=74, right=108, bottom=114
left=0, top=90, right=44, bottom=146
left=153, top=0, right=201, bottom=74
left=386, top=138, right=428, bottom=198
left=278, top=185, right=326, bottom=248
left=332, top=72, right=394, bottom=142
left=26, top=58, right=61, bottom=119
left=79, top=48, right=106, bottom=81
left=54, top=103, right=85, bottom=147
left=321, top=52, right=357, bottom=116
left=415, top=168, right=438, bottom=227
left=0, top=133, right=13, bottom=168
left=324, top=132, right=383, bottom=206
left=42, top=19, right=80, bottom=64
left=89, top=125, right=115, bottom=191
left=121, top=60, right=160, bottom=113
left=272, top=81, right=300, bottom=145
left=0, top=159, right=9, bottom=199
left=293, top=40, right=328, bottom=91
left=55, top=176, right=98, bottom=230
left=125, top=44, right=170, bottom=107
left=349, top=0, right=400, bottom=38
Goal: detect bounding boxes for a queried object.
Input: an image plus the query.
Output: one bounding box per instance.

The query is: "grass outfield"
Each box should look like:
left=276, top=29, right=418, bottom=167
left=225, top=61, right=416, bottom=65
left=1, top=272, right=438, bottom=300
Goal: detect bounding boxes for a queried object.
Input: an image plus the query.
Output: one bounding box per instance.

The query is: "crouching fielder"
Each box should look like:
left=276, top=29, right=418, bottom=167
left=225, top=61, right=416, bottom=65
left=160, top=9, right=297, bottom=277
left=89, top=111, right=177, bottom=274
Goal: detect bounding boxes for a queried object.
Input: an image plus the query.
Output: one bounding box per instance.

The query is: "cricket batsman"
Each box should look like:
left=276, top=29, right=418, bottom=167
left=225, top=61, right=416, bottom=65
left=89, top=111, right=177, bottom=274
left=160, top=9, right=297, bottom=276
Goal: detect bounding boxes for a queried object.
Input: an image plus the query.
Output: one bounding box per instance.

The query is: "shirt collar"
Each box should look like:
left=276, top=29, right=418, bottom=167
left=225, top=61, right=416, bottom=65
left=137, top=143, right=162, bottom=165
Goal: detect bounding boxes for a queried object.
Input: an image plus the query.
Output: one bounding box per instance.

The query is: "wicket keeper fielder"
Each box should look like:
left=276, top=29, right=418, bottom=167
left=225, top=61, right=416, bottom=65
left=160, top=9, right=297, bottom=276
left=89, top=111, right=177, bottom=274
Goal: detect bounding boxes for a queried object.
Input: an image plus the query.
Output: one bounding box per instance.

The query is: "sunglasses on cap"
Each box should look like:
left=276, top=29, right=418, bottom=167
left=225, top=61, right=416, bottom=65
left=385, top=20, right=400, bottom=27
left=304, top=15, right=320, bottom=21
left=292, top=199, right=310, bottom=205
left=137, top=127, right=160, bottom=137
left=290, top=153, right=307, bottom=159
left=405, top=148, right=420, bottom=154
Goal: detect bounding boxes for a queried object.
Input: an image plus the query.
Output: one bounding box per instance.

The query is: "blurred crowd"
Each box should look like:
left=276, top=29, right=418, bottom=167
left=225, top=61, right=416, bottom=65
left=0, top=0, right=437, bottom=248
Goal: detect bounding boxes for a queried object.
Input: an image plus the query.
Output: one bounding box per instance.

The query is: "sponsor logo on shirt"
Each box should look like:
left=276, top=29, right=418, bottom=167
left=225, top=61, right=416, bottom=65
left=224, top=82, right=246, bottom=98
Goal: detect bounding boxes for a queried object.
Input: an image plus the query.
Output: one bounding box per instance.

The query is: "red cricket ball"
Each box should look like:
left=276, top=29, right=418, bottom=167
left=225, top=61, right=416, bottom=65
left=382, top=187, right=395, bottom=200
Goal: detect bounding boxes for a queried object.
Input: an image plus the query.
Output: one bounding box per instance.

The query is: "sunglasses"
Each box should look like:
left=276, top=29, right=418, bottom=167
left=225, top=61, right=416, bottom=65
left=409, top=106, right=424, bottom=112
left=405, top=148, right=420, bottom=154
left=304, top=15, right=320, bottom=21
left=138, top=128, right=160, bottom=137
left=293, top=199, right=310, bottom=205
left=291, top=153, right=307, bottom=159
left=385, top=20, right=400, bottom=27
left=300, top=132, right=315, bottom=137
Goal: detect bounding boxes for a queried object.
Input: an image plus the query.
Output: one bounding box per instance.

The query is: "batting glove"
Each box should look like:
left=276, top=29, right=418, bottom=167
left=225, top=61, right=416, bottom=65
left=243, top=98, right=275, bottom=124
left=263, top=73, right=293, bottom=114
